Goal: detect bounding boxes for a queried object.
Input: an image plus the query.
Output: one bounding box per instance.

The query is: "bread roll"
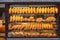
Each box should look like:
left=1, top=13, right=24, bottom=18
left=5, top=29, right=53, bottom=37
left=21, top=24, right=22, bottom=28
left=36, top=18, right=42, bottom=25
left=36, top=18, right=43, bottom=22
left=46, top=16, right=56, bottom=21
left=24, top=18, right=28, bottom=21
left=28, top=16, right=35, bottom=21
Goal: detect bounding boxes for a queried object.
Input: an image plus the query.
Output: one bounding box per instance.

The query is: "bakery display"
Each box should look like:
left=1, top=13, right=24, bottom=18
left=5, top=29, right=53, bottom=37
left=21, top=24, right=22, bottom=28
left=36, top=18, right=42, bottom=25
left=9, top=5, right=58, bottom=37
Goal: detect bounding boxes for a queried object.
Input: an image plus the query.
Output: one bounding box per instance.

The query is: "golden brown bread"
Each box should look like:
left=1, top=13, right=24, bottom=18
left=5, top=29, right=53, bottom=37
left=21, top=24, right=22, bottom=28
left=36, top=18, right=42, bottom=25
left=28, top=16, right=35, bottom=21
left=36, top=18, right=43, bottom=22
left=46, top=16, right=56, bottom=21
